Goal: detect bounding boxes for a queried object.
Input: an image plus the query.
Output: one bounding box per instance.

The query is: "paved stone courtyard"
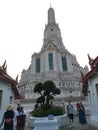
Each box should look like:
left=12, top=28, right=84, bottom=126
left=0, top=115, right=97, bottom=130
left=12, top=103, right=98, bottom=130
left=0, top=102, right=98, bottom=130
left=23, top=115, right=98, bottom=130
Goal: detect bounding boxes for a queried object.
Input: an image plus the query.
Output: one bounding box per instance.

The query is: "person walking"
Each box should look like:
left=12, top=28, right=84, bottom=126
left=78, top=102, right=87, bottom=130
left=67, top=100, right=74, bottom=128
left=15, top=106, right=29, bottom=130
left=0, top=104, right=15, bottom=130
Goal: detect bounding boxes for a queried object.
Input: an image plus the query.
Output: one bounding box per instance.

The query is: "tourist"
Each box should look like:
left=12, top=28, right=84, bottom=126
left=15, top=106, right=29, bottom=130
left=34, top=103, right=39, bottom=110
left=17, top=103, right=21, bottom=112
left=76, top=101, right=80, bottom=114
left=78, top=102, right=87, bottom=130
left=62, top=100, right=65, bottom=114
left=66, top=100, right=74, bottom=128
left=0, top=104, right=15, bottom=130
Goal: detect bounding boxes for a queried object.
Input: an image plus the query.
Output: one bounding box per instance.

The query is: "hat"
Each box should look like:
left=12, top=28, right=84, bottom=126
left=7, top=104, right=13, bottom=111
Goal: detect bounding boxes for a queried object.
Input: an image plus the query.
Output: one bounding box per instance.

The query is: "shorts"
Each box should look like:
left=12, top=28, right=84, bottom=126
left=68, top=114, right=74, bottom=120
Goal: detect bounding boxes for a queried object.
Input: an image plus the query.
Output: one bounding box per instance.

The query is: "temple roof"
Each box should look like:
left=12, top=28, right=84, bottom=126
left=83, top=56, right=98, bottom=81
left=0, top=66, right=20, bottom=99
left=82, top=56, right=98, bottom=95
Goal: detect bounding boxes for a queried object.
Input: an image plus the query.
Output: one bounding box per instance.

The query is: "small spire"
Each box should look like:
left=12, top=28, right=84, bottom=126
left=80, top=71, right=84, bottom=78
left=50, top=3, right=52, bottom=8
left=48, top=6, right=56, bottom=24
left=2, top=60, right=6, bottom=68
left=16, top=74, right=19, bottom=82
left=87, top=53, right=93, bottom=65
left=2, top=60, right=7, bottom=73
left=87, top=54, right=92, bottom=61
left=4, top=64, right=7, bottom=73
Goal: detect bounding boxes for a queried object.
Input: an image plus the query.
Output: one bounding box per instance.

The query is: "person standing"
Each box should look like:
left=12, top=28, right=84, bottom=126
left=62, top=100, right=65, bottom=114
left=17, top=103, right=21, bottom=112
left=78, top=102, right=87, bottom=130
left=15, top=106, right=29, bottom=130
left=76, top=101, right=80, bottom=114
left=0, top=104, right=15, bottom=130
left=67, top=100, right=74, bottom=128
left=34, top=103, right=39, bottom=110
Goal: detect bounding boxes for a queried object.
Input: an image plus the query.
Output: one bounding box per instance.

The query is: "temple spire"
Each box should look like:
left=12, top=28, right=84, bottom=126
left=2, top=60, right=7, bottom=73
left=48, top=7, right=56, bottom=24
left=16, top=74, right=19, bottom=82
left=87, top=53, right=93, bottom=65
left=50, top=3, right=51, bottom=8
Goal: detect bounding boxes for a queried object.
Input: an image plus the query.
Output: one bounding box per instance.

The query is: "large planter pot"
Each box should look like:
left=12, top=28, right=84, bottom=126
left=29, top=114, right=67, bottom=128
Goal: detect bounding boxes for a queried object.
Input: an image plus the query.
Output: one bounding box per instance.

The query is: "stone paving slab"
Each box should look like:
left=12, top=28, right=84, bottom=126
left=0, top=115, right=98, bottom=130
left=25, top=115, right=98, bottom=130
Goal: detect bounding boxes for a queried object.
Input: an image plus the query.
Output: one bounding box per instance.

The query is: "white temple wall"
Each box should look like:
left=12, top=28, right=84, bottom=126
left=31, top=54, right=36, bottom=74
left=87, top=75, right=98, bottom=127
left=89, top=77, right=98, bottom=117
left=18, top=7, right=89, bottom=100
left=57, top=51, right=62, bottom=71
left=40, top=52, right=44, bottom=72
left=53, top=50, right=57, bottom=71
left=67, top=54, right=73, bottom=72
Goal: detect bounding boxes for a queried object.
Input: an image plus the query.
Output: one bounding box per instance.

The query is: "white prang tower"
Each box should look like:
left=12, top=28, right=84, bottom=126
left=18, top=7, right=88, bottom=99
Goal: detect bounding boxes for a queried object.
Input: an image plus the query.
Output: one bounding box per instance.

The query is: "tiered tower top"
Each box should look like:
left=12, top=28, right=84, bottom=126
left=48, top=7, right=56, bottom=24
left=42, top=7, right=66, bottom=52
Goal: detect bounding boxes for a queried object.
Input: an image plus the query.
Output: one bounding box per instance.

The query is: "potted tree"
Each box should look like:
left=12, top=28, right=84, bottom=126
left=29, top=80, right=67, bottom=128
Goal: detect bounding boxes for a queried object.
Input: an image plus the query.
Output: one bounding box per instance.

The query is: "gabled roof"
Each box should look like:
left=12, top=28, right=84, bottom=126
left=44, top=42, right=58, bottom=50
left=42, top=40, right=59, bottom=51
left=82, top=67, right=96, bottom=82
left=0, top=66, right=20, bottom=99
left=82, top=56, right=98, bottom=95
left=83, top=56, right=98, bottom=82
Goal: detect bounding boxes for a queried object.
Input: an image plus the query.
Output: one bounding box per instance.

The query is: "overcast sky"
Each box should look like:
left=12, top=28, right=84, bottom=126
left=0, top=0, right=98, bottom=80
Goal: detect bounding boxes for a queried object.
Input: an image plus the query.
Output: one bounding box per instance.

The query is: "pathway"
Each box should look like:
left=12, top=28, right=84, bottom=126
left=24, top=115, right=98, bottom=130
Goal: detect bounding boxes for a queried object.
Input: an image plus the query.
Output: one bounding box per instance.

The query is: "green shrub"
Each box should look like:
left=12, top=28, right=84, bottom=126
left=48, top=106, right=64, bottom=116
left=41, top=104, right=52, bottom=110
left=30, top=105, right=64, bottom=117
left=31, top=80, right=64, bottom=117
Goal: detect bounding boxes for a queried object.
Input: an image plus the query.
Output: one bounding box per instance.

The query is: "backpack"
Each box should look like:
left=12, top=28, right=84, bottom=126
left=16, top=112, right=26, bottom=126
left=5, top=118, right=12, bottom=124
left=4, top=110, right=14, bottom=125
